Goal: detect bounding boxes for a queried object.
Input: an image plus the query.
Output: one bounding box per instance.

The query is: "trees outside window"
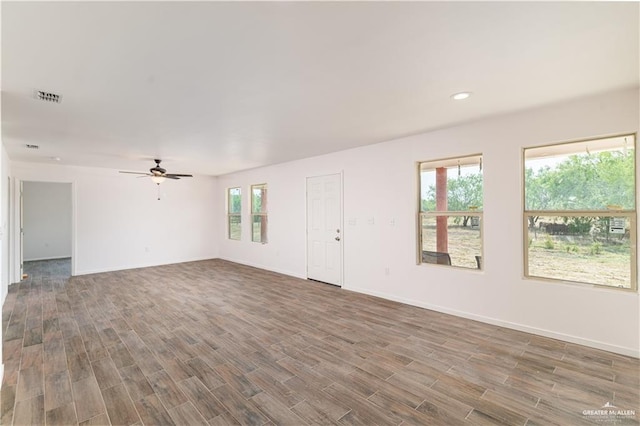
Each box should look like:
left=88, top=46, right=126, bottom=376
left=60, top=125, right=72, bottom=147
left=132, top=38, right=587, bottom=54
left=524, top=134, right=636, bottom=290
left=227, top=187, right=241, bottom=240
left=419, top=154, right=483, bottom=269
left=251, top=184, right=268, bottom=243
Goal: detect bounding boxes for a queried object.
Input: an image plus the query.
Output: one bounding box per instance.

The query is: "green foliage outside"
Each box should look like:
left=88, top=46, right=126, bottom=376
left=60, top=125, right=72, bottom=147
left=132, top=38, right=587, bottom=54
left=422, top=173, right=483, bottom=226
left=525, top=150, right=634, bottom=211
left=590, top=241, right=602, bottom=255
left=251, top=186, right=268, bottom=243
left=525, top=149, right=634, bottom=232
left=229, top=188, right=241, bottom=213
left=420, top=149, right=633, bottom=217
left=252, top=186, right=266, bottom=213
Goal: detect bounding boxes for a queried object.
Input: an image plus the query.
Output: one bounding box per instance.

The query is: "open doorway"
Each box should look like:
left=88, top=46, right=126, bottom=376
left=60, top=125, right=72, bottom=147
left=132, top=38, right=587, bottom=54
left=21, top=181, right=72, bottom=280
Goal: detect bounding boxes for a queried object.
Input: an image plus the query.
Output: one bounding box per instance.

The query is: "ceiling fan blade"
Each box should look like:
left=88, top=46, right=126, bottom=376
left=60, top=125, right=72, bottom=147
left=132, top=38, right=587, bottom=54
left=120, top=171, right=151, bottom=175
left=121, top=161, right=192, bottom=182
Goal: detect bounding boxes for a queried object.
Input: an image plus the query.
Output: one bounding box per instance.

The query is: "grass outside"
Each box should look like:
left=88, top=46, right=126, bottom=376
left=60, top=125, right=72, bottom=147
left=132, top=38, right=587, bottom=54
left=527, top=231, right=631, bottom=288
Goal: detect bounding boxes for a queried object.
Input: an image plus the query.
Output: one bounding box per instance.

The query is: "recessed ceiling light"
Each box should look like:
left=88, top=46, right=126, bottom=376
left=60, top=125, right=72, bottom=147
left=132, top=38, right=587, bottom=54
left=51, top=157, right=61, bottom=161
left=451, top=92, right=472, bottom=101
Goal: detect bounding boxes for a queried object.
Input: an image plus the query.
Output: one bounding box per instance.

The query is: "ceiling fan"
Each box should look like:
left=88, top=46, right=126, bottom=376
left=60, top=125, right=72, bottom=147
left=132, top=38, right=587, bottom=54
left=119, top=159, right=193, bottom=184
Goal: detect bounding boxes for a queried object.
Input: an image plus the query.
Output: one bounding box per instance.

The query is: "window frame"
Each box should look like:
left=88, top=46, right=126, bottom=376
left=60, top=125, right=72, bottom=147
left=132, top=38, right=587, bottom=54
left=522, top=133, right=637, bottom=291
left=417, top=153, right=484, bottom=269
left=251, top=183, right=268, bottom=244
left=227, top=187, right=241, bottom=241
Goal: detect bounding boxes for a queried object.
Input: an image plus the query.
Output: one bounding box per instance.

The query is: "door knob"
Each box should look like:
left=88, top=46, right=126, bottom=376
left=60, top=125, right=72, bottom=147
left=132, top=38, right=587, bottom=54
left=335, top=236, right=341, bottom=241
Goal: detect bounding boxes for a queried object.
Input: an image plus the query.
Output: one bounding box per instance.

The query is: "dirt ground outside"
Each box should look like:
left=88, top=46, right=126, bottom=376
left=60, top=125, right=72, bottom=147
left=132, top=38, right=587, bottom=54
left=422, top=222, right=631, bottom=288
left=421, top=224, right=482, bottom=269
left=527, top=231, right=631, bottom=288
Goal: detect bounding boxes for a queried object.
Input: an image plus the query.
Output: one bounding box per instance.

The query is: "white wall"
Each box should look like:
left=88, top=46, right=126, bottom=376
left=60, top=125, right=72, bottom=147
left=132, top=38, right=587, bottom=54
left=23, top=181, right=72, bottom=261
left=218, top=88, right=640, bottom=357
left=11, top=163, right=219, bottom=275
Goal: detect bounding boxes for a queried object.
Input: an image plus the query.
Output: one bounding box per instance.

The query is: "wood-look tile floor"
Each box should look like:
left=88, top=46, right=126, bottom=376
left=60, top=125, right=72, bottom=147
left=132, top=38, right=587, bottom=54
left=1, top=258, right=638, bottom=425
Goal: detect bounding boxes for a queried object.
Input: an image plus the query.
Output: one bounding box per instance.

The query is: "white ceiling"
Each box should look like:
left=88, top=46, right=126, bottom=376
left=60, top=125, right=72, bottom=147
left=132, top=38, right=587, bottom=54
left=2, top=1, right=638, bottom=176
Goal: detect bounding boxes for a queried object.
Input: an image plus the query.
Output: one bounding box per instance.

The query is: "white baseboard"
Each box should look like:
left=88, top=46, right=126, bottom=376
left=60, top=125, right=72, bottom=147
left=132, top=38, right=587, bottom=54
left=74, top=256, right=218, bottom=276
left=1, top=284, right=7, bottom=307
left=24, top=255, right=71, bottom=262
left=217, top=256, right=307, bottom=280
left=345, top=286, right=640, bottom=359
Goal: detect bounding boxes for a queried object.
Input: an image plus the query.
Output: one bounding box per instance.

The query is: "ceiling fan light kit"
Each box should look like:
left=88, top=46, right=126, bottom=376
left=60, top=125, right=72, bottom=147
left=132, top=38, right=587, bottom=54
left=120, top=159, right=193, bottom=199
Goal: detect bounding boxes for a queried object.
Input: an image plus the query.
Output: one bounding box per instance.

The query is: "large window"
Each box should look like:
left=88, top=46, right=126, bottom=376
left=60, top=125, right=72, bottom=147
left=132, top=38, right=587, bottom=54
left=418, top=154, right=483, bottom=269
left=227, top=187, right=241, bottom=240
left=251, top=184, right=268, bottom=243
left=524, top=134, right=636, bottom=290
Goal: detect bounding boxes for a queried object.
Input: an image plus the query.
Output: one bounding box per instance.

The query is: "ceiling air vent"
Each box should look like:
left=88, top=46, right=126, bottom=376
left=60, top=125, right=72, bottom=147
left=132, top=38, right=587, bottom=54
left=34, top=90, right=62, bottom=104
left=25, top=144, right=39, bottom=150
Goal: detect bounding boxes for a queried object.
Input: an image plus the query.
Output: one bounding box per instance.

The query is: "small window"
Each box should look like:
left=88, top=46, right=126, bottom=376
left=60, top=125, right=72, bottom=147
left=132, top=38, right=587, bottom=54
left=251, top=184, right=268, bottom=243
left=524, top=134, right=636, bottom=290
left=227, top=187, right=241, bottom=240
left=418, top=154, right=483, bottom=269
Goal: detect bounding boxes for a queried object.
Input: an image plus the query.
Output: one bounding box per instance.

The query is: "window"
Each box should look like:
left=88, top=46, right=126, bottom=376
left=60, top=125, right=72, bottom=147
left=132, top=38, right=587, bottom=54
left=418, top=154, right=483, bottom=269
left=524, top=134, right=636, bottom=290
left=227, top=187, right=241, bottom=240
left=251, top=184, right=268, bottom=243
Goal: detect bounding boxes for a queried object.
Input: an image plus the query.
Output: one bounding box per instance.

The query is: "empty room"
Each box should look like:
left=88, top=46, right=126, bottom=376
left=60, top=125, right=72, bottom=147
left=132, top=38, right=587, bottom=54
left=1, top=1, right=638, bottom=425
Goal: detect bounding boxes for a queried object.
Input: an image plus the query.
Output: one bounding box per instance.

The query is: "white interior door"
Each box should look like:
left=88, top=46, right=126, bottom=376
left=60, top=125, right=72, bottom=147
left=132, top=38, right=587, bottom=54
left=307, top=173, right=343, bottom=286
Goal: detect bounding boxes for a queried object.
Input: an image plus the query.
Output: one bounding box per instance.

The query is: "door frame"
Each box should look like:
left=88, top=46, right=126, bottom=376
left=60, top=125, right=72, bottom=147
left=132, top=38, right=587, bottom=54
left=10, top=178, right=21, bottom=284
left=305, top=171, right=344, bottom=287
left=11, top=179, right=77, bottom=282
